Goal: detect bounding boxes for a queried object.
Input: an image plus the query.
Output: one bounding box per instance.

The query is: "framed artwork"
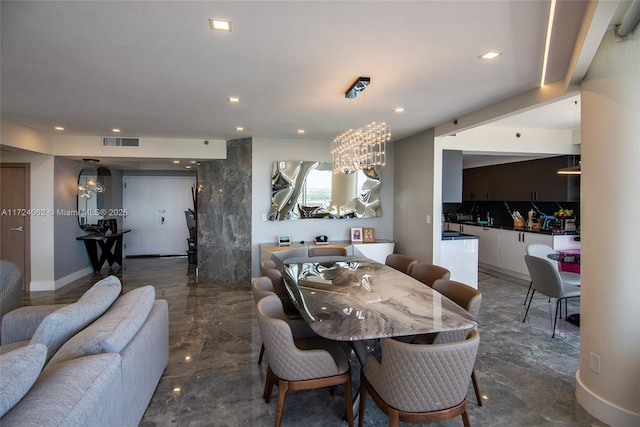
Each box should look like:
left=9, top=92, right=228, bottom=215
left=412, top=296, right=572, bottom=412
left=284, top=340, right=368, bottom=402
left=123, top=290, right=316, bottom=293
left=277, top=235, right=291, bottom=246
left=350, top=227, right=363, bottom=243
left=363, top=227, right=375, bottom=243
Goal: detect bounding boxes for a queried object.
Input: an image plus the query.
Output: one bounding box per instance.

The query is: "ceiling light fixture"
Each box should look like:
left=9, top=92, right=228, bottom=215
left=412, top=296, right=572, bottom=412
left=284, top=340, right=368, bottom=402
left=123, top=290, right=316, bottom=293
left=54, top=126, right=65, bottom=131
left=112, top=128, right=121, bottom=133
left=393, top=107, right=405, bottom=113
left=331, top=122, right=390, bottom=173
left=540, top=0, right=557, bottom=86
left=333, top=77, right=389, bottom=173
left=235, top=126, right=244, bottom=131
left=228, top=96, right=240, bottom=103
left=479, top=51, right=502, bottom=60
left=173, top=160, right=180, bottom=164
left=297, top=129, right=305, bottom=134
left=209, top=18, right=232, bottom=32
left=345, top=77, right=370, bottom=99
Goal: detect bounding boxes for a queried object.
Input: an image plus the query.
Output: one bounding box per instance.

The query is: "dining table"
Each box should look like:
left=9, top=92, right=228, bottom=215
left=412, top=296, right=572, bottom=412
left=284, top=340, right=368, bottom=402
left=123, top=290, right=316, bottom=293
left=281, top=256, right=477, bottom=361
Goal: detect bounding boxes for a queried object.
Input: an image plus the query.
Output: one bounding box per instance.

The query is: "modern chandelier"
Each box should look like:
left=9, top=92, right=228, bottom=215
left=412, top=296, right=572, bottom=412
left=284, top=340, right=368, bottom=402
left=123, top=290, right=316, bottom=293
left=331, top=122, right=390, bottom=173
left=331, top=77, right=390, bottom=173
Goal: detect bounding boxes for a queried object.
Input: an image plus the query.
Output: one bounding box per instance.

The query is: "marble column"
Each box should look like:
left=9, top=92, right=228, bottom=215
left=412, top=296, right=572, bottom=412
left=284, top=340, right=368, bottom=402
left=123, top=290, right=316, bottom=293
left=197, top=138, right=252, bottom=284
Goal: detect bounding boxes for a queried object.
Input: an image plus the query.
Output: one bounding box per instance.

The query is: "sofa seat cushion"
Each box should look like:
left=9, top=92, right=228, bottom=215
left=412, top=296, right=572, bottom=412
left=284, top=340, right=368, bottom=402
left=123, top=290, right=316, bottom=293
left=48, top=286, right=156, bottom=367
left=0, top=343, right=47, bottom=417
left=30, top=276, right=121, bottom=361
left=0, top=340, right=30, bottom=355
left=0, top=353, right=122, bottom=426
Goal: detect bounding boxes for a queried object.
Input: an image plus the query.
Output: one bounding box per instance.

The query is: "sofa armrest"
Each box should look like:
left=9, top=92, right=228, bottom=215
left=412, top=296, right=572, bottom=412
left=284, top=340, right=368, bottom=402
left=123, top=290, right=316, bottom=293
left=0, top=304, right=68, bottom=345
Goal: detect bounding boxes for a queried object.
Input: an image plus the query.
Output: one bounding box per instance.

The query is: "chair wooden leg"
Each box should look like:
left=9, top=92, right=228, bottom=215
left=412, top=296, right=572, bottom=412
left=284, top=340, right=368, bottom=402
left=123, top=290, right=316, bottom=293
left=461, top=407, right=472, bottom=427
left=471, top=368, right=483, bottom=406
left=258, top=343, right=265, bottom=364
left=263, top=367, right=274, bottom=402
left=388, top=408, right=400, bottom=427
left=358, top=373, right=367, bottom=427
left=523, top=289, right=536, bottom=322
left=274, top=380, right=289, bottom=427
left=344, top=374, right=354, bottom=427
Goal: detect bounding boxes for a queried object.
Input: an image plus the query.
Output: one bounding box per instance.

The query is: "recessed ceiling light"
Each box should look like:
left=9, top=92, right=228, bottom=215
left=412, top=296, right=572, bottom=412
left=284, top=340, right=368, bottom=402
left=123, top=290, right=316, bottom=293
left=209, top=18, right=232, bottom=32
left=297, top=129, right=305, bottom=134
left=185, top=165, right=192, bottom=169
left=112, top=128, right=121, bottom=133
left=173, top=160, right=180, bottom=164
left=479, top=51, right=502, bottom=60
left=228, top=97, right=240, bottom=103
left=236, top=126, right=244, bottom=131
left=393, top=107, right=405, bottom=113
left=54, top=126, right=65, bottom=131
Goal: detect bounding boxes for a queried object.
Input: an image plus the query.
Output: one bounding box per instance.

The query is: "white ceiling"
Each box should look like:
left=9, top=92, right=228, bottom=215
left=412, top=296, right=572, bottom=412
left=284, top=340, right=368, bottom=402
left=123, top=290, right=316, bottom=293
left=0, top=1, right=607, bottom=160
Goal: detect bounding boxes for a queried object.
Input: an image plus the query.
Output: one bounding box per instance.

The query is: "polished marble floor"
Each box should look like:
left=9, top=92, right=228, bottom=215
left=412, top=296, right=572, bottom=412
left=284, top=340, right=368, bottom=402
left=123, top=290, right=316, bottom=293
left=27, top=257, right=605, bottom=426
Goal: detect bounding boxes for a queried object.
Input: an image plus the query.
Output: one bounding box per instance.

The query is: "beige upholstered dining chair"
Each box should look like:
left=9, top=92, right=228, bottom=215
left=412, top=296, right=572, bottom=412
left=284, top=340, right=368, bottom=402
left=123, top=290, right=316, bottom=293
left=412, top=279, right=483, bottom=406
left=523, top=255, right=581, bottom=338
left=384, top=254, right=418, bottom=275
left=524, top=244, right=580, bottom=305
left=251, top=276, right=316, bottom=364
left=257, top=294, right=354, bottom=427
left=260, top=260, right=301, bottom=317
left=308, top=247, right=347, bottom=257
left=409, top=262, right=451, bottom=287
left=359, top=329, right=479, bottom=427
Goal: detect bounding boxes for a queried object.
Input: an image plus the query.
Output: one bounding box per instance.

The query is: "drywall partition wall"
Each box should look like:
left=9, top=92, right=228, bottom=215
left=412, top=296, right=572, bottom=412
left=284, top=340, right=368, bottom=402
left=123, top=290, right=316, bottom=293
left=250, top=137, right=394, bottom=278
left=393, top=128, right=436, bottom=263
left=53, top=157, right=93, bottom=285
left=1, top=119, right=55, bottom=154
left=198, top=138, right=252, bottom=284
left=577, top=27, right=640, bottom=426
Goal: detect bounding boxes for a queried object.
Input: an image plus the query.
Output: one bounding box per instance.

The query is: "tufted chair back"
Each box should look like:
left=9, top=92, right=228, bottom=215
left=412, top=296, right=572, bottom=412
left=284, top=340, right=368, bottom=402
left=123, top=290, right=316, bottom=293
left=308, top=247, right=347, bottom=257
left=251, top=276, right=276, bottom=304
left=260, top=260, right=299, bottom=316
left=256, top=295, right=348, bottom=381
left=384, top=254, right=418, bottom=275
left=363, top=329, right=479, bottom=413
left=409, top=262, right=451, bottom=287
left=431, top=279, right=481, bottom=344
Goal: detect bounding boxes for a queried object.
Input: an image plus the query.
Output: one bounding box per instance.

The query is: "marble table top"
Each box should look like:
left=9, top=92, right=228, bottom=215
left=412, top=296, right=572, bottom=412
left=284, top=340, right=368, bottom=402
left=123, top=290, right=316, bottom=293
left=282, top=257, right=476, bottom=341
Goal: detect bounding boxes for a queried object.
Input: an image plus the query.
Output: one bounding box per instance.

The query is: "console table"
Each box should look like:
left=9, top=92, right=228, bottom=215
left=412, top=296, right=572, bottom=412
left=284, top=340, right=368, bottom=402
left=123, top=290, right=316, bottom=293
left=77, top=229, right=131, bottom=273
left=260, top=240, right=394, bottom=265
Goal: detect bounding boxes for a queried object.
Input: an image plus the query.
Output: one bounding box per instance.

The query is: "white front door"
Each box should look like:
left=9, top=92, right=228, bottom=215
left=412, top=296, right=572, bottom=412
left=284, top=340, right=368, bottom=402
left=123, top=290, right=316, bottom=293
left=123, top=176, right=196, bottom=256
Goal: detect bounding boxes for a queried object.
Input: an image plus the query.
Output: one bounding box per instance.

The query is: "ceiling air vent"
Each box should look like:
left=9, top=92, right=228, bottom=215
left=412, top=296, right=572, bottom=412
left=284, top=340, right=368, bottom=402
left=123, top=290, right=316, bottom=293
left=102, top=137, right=140, bottom=147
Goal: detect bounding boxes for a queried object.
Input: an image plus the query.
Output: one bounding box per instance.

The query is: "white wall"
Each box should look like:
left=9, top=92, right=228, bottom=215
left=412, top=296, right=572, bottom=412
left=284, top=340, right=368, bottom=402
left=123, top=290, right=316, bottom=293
left=576, top=27, right=640, bottom=426
left=251, top=137, right=394, bottom=277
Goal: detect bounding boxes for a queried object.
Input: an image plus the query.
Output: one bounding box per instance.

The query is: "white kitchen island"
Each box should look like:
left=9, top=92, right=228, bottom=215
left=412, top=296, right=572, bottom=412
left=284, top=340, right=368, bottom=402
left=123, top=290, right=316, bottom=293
left=440, top=232, right=480, bottom=289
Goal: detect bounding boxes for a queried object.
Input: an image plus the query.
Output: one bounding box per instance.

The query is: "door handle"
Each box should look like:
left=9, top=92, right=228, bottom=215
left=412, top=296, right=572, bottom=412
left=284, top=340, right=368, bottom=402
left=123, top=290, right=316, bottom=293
left=10, top=226, right=24, bottom=232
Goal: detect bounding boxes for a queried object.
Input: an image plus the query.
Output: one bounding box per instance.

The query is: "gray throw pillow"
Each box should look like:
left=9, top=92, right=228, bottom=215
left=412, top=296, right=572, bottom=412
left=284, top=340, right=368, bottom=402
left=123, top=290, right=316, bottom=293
left=30, top=276, right=121, bottom=361
left=0, top=343, right=47, bottom=417
left=48, top=286, right=156, bottom=366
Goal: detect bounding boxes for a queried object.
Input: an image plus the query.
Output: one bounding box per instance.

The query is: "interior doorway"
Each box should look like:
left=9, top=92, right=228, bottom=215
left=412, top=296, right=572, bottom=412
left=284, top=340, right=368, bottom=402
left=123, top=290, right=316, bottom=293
left=123, top=176, right=196, bottom=256
left=0, top=163, right=31, bottom=291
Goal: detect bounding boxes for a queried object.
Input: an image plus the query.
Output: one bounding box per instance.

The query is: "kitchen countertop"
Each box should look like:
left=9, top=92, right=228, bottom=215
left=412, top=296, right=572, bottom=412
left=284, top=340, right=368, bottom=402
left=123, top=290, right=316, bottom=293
left=446, top=221, right=580, bottom=236
left=441, top=231, right=480, bottom=240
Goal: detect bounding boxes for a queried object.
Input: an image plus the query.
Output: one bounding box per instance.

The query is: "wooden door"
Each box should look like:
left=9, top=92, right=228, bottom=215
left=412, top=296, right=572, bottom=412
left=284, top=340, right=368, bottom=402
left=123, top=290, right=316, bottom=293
left=0, top=163, right=30, bottom=291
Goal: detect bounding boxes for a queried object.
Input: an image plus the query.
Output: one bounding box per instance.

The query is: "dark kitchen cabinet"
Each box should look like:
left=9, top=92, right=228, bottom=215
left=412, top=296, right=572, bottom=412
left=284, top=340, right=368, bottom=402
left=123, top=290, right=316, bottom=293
left=463, top=156, right=580, bottom=202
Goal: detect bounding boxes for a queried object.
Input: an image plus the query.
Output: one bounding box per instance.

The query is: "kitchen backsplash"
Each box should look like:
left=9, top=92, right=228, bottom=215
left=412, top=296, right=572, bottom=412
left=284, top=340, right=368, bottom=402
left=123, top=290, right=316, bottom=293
left=443, top=200, right=580, bottom=228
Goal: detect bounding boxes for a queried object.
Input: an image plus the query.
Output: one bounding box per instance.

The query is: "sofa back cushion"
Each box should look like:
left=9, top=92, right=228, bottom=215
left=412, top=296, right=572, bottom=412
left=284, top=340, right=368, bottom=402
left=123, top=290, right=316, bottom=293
left=0, top=343, right=47, bottom=417
left=0, top=353, right=122, bottom=426
left=47, top=286, right=156, bottom=367
left=30, top=276, right=121, bottom=361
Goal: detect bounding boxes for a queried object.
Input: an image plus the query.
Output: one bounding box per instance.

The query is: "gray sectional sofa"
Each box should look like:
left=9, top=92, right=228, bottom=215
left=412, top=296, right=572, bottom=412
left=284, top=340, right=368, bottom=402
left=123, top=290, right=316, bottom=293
left=0, top=275, right=169, bottom=426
